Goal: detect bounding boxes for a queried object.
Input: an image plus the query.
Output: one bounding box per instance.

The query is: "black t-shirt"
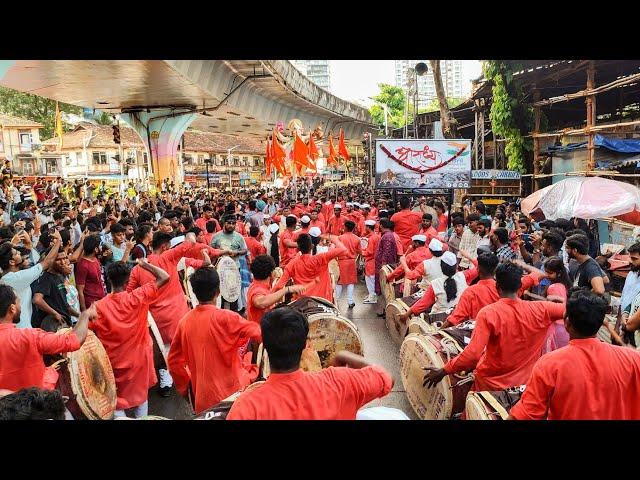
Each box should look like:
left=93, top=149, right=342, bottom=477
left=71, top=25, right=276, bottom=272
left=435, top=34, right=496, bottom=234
left=572, top=257, right=602, bottom=290
left=31, top=272, right=72, bottom=328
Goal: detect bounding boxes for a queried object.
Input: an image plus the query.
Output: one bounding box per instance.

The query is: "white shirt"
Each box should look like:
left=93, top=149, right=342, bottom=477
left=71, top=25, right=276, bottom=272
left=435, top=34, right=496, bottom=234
left=1, top=264, right=44, bottom=328
left=621, top=270, right=640, bottom=311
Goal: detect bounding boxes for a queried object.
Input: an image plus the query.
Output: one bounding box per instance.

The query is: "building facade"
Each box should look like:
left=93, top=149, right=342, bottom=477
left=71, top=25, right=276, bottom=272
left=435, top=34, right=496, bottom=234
left=0, top=114, right=45, bottom=176
left=394, top=60, right=464, bottom=108
left=291, top=60, right=331, bottom=91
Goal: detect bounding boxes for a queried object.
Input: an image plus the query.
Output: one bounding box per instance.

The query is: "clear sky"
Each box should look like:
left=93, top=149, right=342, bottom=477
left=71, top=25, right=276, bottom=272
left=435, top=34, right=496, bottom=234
left=329, top=60, right=482, bottom=106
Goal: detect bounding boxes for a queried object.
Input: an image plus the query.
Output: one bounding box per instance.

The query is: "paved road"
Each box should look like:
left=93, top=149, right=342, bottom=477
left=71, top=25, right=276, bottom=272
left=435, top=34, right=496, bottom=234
left=145, top=283, right=417, bottom=420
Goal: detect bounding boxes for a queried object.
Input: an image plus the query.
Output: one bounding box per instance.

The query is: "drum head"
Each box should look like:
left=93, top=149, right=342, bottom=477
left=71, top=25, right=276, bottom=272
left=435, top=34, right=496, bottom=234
left=465, top=392, right=495, bottom=420
left=380, top=265, right=396, bottom=305
left=216, top=256, right=241, bottom=303
left=385, top=300, right=409, bottom=346
left=184, top=266, right=198, bottom=307
left=307, top=313, right=363, bottom=368
left=408, top=317, right=433, bottom=336
left=57, top=329, right=117, bottom=420
left=400, top=334, right=468, bottom=420
left=288, top=296, right=339, bottom=317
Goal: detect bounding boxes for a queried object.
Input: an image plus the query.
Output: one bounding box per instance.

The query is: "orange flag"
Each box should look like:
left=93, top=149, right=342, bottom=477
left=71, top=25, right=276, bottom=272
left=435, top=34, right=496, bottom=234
left=308, top=133, right=319, bottom=160
left=272, top=129, right=287, bottom=175
left=338, top=129, right=350, bottom=163
left=293, top=133, right=314, bottom=170
left=327, top=135, right=338, bottom=165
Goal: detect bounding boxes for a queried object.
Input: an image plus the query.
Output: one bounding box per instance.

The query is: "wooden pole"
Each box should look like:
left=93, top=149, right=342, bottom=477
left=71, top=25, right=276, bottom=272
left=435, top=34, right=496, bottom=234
left=532, top=88, right=541, bottom=192
left=586, top=62, right=596, bottom=171
left=479, top=106, right=485, bottom=169
left=474, top=107, right=479, bottom=170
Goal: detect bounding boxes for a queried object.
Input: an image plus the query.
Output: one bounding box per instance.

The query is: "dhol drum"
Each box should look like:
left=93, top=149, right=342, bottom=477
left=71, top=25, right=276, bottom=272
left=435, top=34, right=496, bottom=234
left=258, top=296, right=364, bottom=378
left=385, top=290, right=426, bottom=346
left=465, top=385, right=526, bottom=420
left=193, top=381, right=266, bottom=420
left=380, top=264, right=403, bottom=305
left=216, top=255, right=241, bottom=303
left=407, top=316, right=433, bottom=336
left=54, top=329, right=117, bottom=420
left=399, top=322, right=475, bottom=420
left=183, top=265, right=198, bottom=308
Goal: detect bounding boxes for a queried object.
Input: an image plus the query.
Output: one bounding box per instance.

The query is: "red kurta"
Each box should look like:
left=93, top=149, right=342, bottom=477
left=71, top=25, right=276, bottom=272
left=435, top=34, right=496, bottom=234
left=127, top=241, right=221, bottom=344
left=390, top=209, right=423, bottom=250
left=327, top=215, right=347, bottom=236
left=321, top=202, right=334, bottom=221
left=245, top=236, right=266, bottom=263
left=246, top=279, right=272, bottom=325
left=0, top=323, right=80, bottom=391
left=362, top=232, right=380, bottom=276
left=419, top=226, right=439, bottom=244
left=167, top=304, right=262, bottom=414
left=90, top=282, right=161, bottom=409
left=309, top=219, right=326, bottom=233
left=227, top=365, right=393, bottom=420
left=436, top=213, right=448, bottom=232
left=510, top=338, right=640, bottom=420
left=279, top=229, right=299, bottom=267
left=443, top=298, right=565, bottom=391
left=447, top=273, right=541, bottom=325
left=388, top=245, right=432, bottom=281
left=274, top=247, right=346, bottom=303
left=337, top=232, right=361, bottom=285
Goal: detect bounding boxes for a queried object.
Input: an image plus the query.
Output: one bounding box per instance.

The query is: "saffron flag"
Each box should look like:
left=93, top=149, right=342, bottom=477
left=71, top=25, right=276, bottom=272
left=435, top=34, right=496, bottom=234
left=293, top=133, right=314, bottom=170
left=308, top=133, right=319, bottom=160
left=272, top=129, right=287, bottom=175
left=327, top=135, right=338, bottom=165
left=55, top=102, right=64, bottom=150
left=338, top=129, right=350, bottom=163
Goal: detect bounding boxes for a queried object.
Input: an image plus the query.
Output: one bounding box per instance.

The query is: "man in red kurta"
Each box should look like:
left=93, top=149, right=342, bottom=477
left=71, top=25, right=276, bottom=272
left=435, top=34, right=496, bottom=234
left=386, top=234, right=431, bottom=284
left=509, top=290, right=640, bottom=420
left=390, top=197, right=423, bottom=251
left=245, top=226, right=267, bottom=264
left=309, top=210, right=326, bottom=234
left=362, top=220, right=380, bottom=304
left=443, top=254, right=544, bottom=328
left=326, top=205, right=347, bottom=236
left=127, top=232, right=226, bottom=395
left=424, top=263, right=565, bottom=392
left=418, top=213, right=439, bottom=245
left=168, top=267, right=262, bottom=414
left=293, top=215, right=311, bottom=241
left=279, top=215, right=299, bottom=267
left=273, top=233, right=347, bottom=303
left=0, top=284, right=92, bottom=393
left=91, top=259, right=170, bottom=418
left=195, top=205, right=221, bottom=233
left=336, top=220, right=362, bottom=308
left=227, top=307, right=393, bottom=420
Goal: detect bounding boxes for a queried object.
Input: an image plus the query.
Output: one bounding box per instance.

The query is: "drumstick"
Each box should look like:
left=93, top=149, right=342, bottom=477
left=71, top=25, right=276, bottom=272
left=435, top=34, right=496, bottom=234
left=148, top=312, right=169, bottom=366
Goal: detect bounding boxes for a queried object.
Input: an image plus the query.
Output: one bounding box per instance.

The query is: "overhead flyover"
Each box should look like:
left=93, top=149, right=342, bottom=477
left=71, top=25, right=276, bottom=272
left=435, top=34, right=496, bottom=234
left=0, top=60, right=375, bottom=183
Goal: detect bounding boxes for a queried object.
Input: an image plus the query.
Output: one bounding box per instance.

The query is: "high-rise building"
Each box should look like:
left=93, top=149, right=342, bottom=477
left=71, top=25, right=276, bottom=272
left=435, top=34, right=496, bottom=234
left=394, top=60, right=464, bottom=108
left=291, top=60, right=331, bottom=91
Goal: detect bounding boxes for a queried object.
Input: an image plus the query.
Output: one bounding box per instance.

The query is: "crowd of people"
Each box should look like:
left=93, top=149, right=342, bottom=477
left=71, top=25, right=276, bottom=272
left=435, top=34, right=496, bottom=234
left=0, top=172, right=639, bottom=420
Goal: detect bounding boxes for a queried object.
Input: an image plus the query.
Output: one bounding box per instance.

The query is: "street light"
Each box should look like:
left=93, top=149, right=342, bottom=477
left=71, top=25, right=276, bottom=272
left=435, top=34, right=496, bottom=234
left=204, top=157, right=212, bottom=192
left=413, top=62, right=429, bottom=139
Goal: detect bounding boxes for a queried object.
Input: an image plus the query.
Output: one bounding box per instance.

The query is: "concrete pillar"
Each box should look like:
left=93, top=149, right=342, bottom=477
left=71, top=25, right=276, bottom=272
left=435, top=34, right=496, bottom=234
left=120, top=109, right=197, bottom=186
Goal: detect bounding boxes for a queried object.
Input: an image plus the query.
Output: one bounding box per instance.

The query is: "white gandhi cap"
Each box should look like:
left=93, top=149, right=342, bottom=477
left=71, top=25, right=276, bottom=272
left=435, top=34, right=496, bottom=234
left=364, top=219, right=376, bottom=227
left=301, top=215, right=310, bottom=223
left=412, top=234, right=427, bottom=243
left=309, top=226, right=322, bottom=238
left=428, top=238, right=443, bottom=251
left=268, top=223, right=280, bottom=234
left=441, top=251, right=458, bottom=267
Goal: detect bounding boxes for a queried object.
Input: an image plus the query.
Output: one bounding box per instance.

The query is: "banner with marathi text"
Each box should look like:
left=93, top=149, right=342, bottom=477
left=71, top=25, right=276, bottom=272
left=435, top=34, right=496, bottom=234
left=375, top=139, right=471, bottom=189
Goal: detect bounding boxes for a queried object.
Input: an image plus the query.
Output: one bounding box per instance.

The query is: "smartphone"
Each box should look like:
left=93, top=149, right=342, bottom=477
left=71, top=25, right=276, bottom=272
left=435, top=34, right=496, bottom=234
left=520, top=233, right=531, bottom=242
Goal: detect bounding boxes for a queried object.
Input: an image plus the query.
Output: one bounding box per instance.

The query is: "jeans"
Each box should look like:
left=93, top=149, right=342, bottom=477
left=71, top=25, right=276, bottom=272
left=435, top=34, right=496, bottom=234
left=114, top=400, right=149, bottom=419
left=335, top=284, right=355, bottom=304
left=365, top=275, right=376, bottom=297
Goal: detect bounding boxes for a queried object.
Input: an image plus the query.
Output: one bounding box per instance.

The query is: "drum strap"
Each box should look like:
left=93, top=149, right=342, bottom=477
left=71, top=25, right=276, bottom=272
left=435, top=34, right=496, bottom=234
left=478, top=391, right=510, bottom=420
left=439, top=331, right=464, bottom=354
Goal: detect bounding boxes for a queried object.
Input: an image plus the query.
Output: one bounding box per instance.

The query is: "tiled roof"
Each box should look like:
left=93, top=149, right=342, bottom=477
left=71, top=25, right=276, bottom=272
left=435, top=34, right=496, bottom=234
left=183, top=130, right=265, bottom=155
left=0, top=113, right=44, bottom=128
left=42, top=124, right=265, bottom=155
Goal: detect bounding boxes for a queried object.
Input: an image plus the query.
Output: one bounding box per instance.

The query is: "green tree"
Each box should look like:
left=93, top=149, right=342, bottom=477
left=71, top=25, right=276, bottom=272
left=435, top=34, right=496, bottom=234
left=423, top=96, right=464, bottom=113
left=0, top=86, right=82, bottom=140
left=94, top=111, right=114, bottom=125
left=369, top=84, right=407, bottom=130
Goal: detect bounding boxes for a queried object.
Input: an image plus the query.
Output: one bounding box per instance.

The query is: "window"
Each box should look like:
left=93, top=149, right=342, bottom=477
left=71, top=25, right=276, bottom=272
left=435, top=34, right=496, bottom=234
left=19, top=131, right=32, bottom=151
left=44, top=158, right=59, bottom=174
left=183, top=155, right=193, bottom=166
left=143, top=153, right=148, bottom=164
left=92, top=152, right=107, bottom=165
left=198, top=155, right=205, bottom=165
left=23, top=162, right=34, bottom=175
